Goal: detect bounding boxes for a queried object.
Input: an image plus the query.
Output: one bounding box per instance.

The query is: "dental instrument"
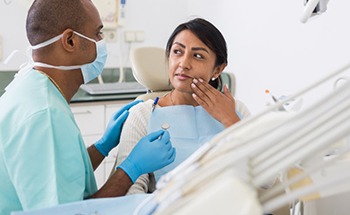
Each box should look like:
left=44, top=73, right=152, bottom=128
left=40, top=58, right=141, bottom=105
left=158, top=123, right=170, bottom=140
left=265, top=89, right=278, bottom=102
left=152, top=97, right=159, bottom=112
left=161, top=123, right=170, bottom=130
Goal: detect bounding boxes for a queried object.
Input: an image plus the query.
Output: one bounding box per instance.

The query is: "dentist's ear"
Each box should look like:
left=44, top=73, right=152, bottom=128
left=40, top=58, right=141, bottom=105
left=61, top=29, right=75, bottom=52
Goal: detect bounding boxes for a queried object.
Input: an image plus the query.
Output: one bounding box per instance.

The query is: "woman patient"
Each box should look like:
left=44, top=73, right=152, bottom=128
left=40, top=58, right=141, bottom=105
left=113, top=18, right=251, bottom=194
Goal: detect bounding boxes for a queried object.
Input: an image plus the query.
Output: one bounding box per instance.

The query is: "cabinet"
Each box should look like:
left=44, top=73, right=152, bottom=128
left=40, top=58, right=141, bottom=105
left=70, top=100, right=133, bottom=188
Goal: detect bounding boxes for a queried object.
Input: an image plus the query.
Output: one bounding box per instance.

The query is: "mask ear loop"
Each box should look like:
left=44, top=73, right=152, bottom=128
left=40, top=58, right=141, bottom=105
left=18, top=47, right=35, bottom=76
left=31, top=34, right=63, bottom=50
left=4, top=46, right=34, bottom=77
left=5, top=34, right=63, bottom=76
left=3, top=46, right=34, bottom=92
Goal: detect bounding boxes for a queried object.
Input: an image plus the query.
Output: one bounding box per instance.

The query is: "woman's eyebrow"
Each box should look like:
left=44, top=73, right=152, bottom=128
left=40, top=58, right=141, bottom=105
left=173, top=42, right=209, bottom=54
left=173, top=42, right=186, bottom=48
left=191, top=47, right=209, bottom=54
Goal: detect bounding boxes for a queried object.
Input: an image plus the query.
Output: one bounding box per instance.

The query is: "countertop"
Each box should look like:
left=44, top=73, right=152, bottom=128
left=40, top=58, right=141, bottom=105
left=0, top=68, right=144, bottom=103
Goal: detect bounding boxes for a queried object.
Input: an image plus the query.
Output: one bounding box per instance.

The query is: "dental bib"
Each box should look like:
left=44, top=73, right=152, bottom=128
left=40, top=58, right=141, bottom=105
left=148, top=105, right=225, bottom=181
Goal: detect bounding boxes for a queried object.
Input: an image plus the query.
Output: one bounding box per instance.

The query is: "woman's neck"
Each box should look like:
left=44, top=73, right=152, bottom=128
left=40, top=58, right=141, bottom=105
left=159, top=90, right=198, bottom=107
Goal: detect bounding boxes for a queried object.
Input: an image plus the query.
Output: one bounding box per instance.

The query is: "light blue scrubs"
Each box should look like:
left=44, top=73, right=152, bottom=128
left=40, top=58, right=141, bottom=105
left=148, top=105, right=243, bottom=181
left=0, top=69, right=97, bottom=215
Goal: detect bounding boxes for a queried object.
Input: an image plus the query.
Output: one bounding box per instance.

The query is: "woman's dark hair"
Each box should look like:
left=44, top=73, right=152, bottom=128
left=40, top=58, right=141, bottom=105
left=165, top=18, right=228, bottom=91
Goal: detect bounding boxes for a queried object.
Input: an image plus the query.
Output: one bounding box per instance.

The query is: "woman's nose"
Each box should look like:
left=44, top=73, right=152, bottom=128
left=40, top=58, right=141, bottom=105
left=179, top=54, right=191, bottom=70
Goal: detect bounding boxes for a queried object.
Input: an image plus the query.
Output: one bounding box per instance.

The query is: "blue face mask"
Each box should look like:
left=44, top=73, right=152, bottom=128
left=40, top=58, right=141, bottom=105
left=31, top=31, right=107, bottom=84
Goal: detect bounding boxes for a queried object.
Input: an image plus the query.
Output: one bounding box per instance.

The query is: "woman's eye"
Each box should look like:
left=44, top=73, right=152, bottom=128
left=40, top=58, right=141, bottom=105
left=194, top=53, right=203, bottom=59
left=173, top=49, right=182, bottom=54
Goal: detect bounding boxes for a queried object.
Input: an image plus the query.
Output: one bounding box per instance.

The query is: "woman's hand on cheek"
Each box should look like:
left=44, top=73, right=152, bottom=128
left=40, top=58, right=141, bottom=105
left=191, top=78, right=240, bottom=127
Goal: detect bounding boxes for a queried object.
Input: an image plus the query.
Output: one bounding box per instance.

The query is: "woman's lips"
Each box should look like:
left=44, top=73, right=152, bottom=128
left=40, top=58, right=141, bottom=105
left=175, top=74, right=192, bottom=81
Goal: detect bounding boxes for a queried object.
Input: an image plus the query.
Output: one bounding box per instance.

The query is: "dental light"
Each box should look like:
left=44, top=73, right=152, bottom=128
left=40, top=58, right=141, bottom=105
left=301, top=0, right=330, bottom=23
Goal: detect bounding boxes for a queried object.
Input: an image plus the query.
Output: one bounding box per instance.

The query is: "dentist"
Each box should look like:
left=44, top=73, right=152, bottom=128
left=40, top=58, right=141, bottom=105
left=0, top=0, right=175, bottom=214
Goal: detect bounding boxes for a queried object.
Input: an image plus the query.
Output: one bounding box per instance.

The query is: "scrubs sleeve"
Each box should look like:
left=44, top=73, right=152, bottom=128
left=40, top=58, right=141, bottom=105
left=114, top=100, right=153, bottom=194
left=4, top=109, right=87, bottom=210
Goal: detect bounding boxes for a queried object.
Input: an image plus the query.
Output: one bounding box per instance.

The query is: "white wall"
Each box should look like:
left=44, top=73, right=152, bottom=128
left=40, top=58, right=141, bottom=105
left=188, top=0, right=350, bottom=113
left=0, top=1, right=31, bottom=70
left=0, top=0, right=188, bottom=70
left=1, top=0, right=349, bottom=113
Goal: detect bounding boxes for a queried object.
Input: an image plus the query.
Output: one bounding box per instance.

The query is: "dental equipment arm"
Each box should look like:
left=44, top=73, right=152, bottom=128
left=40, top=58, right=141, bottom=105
left=137, top=62, right=350, bottom=215
left=301, top=0, right=330, bottom=23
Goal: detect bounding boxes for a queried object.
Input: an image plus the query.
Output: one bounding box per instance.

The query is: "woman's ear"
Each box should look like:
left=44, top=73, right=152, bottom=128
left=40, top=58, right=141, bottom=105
left=213, top=63, right=227, bottom=78
left=60, top=29, right=75, bottom=52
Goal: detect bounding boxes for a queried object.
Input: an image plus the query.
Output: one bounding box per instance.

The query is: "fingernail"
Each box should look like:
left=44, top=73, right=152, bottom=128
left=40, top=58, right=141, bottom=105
left=193, top=78, right=198, bottom=83
left=199, top=78, right=204, bottom=83
left=191, top=83, right=196, bottom=88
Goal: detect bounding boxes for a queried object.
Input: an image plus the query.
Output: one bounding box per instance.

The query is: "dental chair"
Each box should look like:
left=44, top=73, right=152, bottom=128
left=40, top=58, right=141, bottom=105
left=129, top=46, right=172, bottom=101
left=130, top=46, right=237, bottom=101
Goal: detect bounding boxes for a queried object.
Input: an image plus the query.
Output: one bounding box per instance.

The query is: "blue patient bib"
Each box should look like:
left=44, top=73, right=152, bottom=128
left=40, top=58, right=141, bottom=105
left=148, top=105, right=225, bottom=181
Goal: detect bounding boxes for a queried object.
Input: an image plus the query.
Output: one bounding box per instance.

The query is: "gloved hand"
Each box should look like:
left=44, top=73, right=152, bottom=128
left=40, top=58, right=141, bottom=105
left=95, top=100, right=142, bottom=156
left=118, top=130, right=176, bottom=183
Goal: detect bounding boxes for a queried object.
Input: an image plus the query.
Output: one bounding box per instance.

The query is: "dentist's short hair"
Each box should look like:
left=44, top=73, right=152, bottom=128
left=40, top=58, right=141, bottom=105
left=26, top=0, right=88, bottom=46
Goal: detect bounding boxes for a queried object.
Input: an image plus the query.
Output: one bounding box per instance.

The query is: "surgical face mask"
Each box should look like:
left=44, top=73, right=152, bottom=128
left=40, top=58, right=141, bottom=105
left=31, top=31, right=107, bottom=84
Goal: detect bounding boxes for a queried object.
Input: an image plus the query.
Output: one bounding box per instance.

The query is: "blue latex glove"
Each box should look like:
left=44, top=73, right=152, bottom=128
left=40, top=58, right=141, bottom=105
left=118, top=130, right=176, bottom=183
left=95, top=100, right=142, bottom=156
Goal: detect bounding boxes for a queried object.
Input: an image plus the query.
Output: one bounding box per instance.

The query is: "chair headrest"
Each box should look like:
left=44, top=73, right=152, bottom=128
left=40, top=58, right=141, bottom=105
left=130, top=47, right=172, bottom=91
